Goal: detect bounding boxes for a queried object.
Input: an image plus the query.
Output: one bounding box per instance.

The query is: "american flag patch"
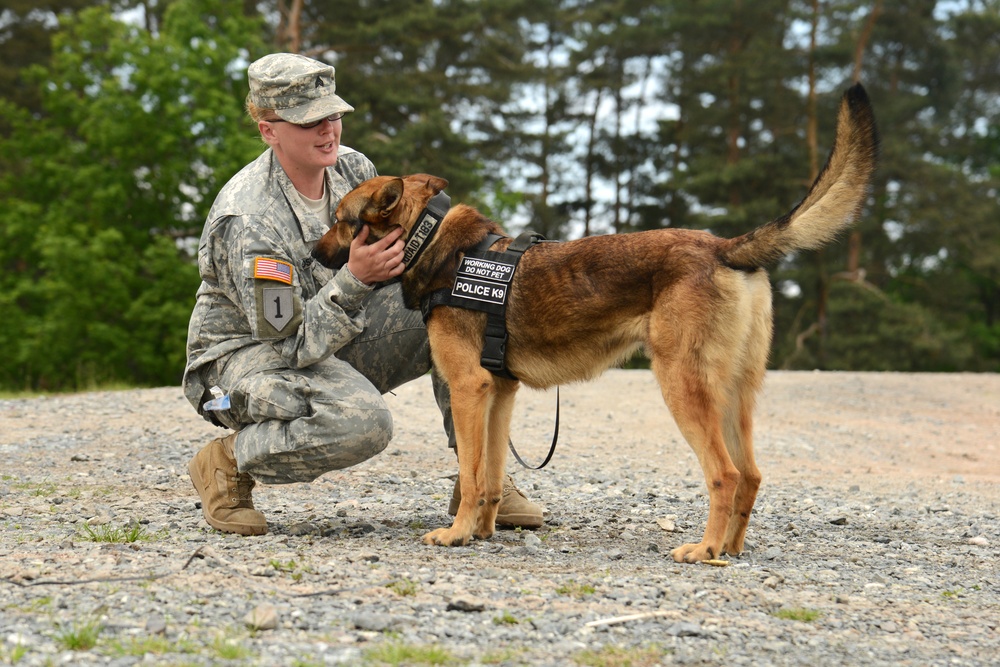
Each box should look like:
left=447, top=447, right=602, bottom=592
left=253, top=257, right=293, bottom=284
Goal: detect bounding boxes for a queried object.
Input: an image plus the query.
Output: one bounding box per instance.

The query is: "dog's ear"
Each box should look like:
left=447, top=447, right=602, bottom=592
left=404, top=174, right=449, bottom=194
left=372, top=178, right=404, bottom=219
left=425, top=175, right=449, bottom=193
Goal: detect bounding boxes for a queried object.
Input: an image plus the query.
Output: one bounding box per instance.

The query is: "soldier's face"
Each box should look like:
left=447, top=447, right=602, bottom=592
left=261, top=116, right=343, bottom=173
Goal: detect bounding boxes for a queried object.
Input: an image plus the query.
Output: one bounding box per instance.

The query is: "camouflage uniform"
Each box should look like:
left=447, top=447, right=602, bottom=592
left=182, top=138, right=452, bottom=486
left=182, top=54, right=542, bottom=534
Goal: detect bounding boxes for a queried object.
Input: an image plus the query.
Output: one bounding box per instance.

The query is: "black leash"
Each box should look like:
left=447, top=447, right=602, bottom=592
left=508, top=387, right=560, bottom=470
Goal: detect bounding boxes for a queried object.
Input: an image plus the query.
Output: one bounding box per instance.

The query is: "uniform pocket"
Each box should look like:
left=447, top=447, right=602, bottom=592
left=232, top=371, right=312, bottom=423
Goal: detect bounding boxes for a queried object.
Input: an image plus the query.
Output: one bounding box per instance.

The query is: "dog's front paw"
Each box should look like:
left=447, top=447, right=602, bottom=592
left=671, top=542, right=723, bottom=564
left=722, top=538, right=745, bottom=557
left=422, top=527, right=472, bottom=547
left=473, top=520, right=495, bottom=541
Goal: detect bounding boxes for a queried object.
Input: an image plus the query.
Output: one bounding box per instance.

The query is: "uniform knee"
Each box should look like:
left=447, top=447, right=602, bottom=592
left=238, top=400, right=394, bottom=484
left=307, top=397, right=394, bottom=467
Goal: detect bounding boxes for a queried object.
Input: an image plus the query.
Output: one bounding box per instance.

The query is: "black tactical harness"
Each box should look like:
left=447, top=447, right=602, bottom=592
left=419, top=229, right=559, bottom=470
left=420, top=231, right=546, bottom=381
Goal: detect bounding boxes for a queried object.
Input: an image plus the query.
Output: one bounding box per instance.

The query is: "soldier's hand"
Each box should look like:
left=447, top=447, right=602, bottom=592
left=346, top=225, right=406, bottom=285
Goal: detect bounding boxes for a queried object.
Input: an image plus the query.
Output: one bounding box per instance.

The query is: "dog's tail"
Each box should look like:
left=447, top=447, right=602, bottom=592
left=718, top=84, right=879, bottom=271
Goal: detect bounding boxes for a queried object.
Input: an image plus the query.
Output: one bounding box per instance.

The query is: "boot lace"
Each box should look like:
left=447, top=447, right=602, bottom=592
left=233, top=472, right=256, bottom=509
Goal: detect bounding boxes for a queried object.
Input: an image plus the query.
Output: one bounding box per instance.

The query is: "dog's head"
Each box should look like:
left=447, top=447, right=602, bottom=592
left=312, top=174, right=449, bottom=269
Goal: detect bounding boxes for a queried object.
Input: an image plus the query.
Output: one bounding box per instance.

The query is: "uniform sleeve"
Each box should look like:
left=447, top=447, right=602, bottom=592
left=220, top=215, right=374, bottom=369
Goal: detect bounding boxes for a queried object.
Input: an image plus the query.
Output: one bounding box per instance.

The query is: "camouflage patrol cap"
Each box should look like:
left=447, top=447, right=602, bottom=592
left=248, top=53, right=354, bottom=124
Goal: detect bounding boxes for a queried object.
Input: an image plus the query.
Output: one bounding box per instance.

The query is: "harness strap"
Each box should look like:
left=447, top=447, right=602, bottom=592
left=507, top=231, right=546, bottom=254
left=420, top=230, right=545, bottom=379
left=483, top=231, right=545, bottom=379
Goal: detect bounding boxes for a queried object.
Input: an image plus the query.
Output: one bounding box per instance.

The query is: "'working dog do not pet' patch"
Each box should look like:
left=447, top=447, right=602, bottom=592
left=452, top=256, right=516, bottom=307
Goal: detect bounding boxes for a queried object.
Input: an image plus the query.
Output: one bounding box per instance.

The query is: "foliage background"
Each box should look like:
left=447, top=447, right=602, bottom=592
left=1, top=0, right=997, bottom=391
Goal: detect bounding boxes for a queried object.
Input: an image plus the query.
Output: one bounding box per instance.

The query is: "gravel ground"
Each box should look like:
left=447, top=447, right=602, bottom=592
left=1, top=370, right=998, bottom=666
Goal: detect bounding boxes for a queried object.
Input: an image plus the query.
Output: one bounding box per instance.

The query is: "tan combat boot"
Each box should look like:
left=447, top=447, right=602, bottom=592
left=188, top=433, right=268, bottom=536
left=448, top=474, right=545, bottom=529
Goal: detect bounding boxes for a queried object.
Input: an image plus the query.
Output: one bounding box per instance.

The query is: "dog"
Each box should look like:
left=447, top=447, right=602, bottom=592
left=313, top=84, right=878, bottom=563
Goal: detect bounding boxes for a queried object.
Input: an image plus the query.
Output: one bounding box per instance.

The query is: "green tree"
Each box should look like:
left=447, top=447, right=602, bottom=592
left=779, top=0, right=1000, bottom=371
left=0, top=0, right=267, bottom=390
left=0, top=0, right=108, bottom=121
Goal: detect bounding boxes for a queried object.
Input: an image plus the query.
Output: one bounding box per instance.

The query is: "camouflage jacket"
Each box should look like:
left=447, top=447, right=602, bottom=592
left=182, top=146, right=377, bottom=415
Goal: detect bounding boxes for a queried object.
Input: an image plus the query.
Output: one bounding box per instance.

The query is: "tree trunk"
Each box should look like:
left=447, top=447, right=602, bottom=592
left=846, top=0, right=882, bottom=275
left=276, top=0, right=304, bottom=53
left=808, top=0, right=827, bottom=366
left=583, top=87, right=603, bottom=237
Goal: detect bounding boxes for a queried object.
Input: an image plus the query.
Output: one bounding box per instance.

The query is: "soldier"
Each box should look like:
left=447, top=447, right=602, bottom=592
left=182, top=53, right=544, bottom=536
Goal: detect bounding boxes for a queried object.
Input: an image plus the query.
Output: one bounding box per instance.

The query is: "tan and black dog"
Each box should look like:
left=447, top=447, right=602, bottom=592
left=313, top=84, right=878, bottom=563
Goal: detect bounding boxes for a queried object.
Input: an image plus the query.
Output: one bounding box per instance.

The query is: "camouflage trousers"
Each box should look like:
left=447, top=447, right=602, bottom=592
left=211, top=282, right=453, bottom=484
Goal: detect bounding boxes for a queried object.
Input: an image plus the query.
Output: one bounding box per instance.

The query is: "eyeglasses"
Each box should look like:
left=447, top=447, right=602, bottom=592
left=267, top=112, right=345, bottom=129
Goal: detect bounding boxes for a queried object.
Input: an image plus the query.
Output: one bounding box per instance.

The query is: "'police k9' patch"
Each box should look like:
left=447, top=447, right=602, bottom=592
left=451, top=255, right=516, bottom=307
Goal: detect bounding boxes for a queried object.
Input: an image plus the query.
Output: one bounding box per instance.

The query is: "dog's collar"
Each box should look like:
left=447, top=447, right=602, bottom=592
left=401, top=190, right=451, bottom=270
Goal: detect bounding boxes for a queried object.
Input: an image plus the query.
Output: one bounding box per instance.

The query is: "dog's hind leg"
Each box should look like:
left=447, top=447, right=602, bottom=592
left=648, top=296, right=740, bottom=562
left=662, top=376, right=741, bottom=562
left=720, top=276, right=771, bottom=555
left=719, top=382, right=762, bottom=556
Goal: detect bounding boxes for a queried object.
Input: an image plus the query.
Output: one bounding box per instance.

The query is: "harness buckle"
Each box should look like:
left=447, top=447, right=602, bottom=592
left=481, top=321, right=509, bottom=373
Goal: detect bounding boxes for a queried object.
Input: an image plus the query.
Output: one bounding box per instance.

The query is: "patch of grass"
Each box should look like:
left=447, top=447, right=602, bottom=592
left=211, top=632, right=254, bottom=660
left=940, top=585, right=979, bottom=600
left=574, top=644, right=666, bottom=667
left=556, top=580, right=596, bottom=598
left=11, top=481, right=58, bottom=497
left=1, top=643, right=28, bottom=664
left=772, top=607, right=821, bottom=622
left=269, top=558, right=296, bottom=572
left=481, top=648, right=523, bottom=664
left=0, top=390, right=47, bottom=400
left=105, top=635, right=192, bottom=657
left=269, top=558, right=313, bottom=581
left=492, top=610, right=520, bottom=625
left=363, top=640, right=455, bottom=665
left=8, top=596, right=53, bottom=613
left=386, top=578, right=419, bottom=597
left=78, top=522, right=163, bottom=544
left=54, top=618, right=103, bottom=651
